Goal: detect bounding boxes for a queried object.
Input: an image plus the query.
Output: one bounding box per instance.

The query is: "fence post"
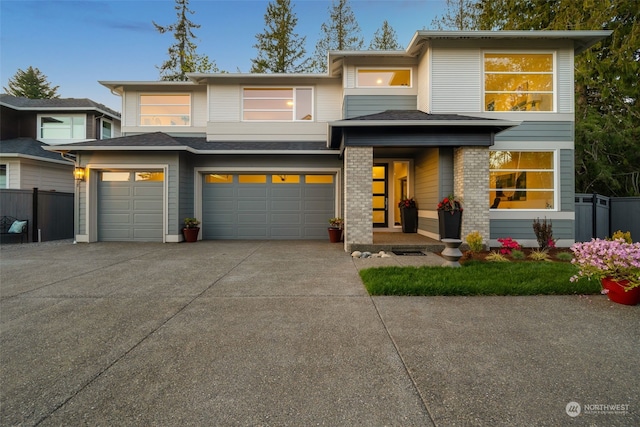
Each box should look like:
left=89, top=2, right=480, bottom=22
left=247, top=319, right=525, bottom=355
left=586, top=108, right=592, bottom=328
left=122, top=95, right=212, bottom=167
left=32, top=188, right=39, bottom=242
left=592, top=193, right=597, bottom=239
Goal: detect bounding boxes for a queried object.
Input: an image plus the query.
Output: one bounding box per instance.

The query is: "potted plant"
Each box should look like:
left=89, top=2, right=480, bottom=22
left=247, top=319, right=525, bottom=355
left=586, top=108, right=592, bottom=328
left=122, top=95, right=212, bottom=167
left=182, top=217, right=201, bottom=242
left=398, top=198, right=418, bottom=233
left=437, top=195, right=463, bottom=239
left=328, top=217, right=343, bottom=243
left=570, top=238, right=640, bottom=305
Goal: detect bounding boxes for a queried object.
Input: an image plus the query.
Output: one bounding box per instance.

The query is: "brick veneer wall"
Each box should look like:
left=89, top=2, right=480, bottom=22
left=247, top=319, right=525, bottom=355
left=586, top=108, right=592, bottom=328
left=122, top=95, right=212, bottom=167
left=344, top=146, right=373, bottom=250
left=454, top=147, right=489, bottom=246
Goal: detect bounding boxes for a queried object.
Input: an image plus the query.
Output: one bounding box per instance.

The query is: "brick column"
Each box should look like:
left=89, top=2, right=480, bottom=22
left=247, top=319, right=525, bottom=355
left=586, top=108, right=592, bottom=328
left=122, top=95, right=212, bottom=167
left=454, top=147, right=489, bottom=246
left=344, top=146, right=373, bottom=251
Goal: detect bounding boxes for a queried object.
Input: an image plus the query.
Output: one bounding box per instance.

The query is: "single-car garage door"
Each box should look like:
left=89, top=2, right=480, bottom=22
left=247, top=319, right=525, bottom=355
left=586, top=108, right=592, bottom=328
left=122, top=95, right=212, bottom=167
left=202, top=173, right=335, bottom=239
left=98, top=171, right=164, bottom=242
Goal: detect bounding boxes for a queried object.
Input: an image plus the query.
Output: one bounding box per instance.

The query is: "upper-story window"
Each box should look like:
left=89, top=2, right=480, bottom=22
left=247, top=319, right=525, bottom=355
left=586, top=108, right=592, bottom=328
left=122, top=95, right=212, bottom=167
left=101, top=119, right=112, bottom=139
left=0, top=164, right=7, bottom=189
left=243, top=88, right=313, bottom=121
left=140, top=94, right=191, bottom=126
left=356, top=68, right=411, bottom=87
left=38, top=115, right=86, bottom=140
left=484, top=53, right=554, bottom=112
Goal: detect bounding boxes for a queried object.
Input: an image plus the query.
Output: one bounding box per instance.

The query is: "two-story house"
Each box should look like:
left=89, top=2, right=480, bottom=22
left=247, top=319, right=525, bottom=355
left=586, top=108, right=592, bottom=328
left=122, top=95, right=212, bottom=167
left=0, top=94, right=121, bottom=193
left=46, top=30, right=610, bottom=249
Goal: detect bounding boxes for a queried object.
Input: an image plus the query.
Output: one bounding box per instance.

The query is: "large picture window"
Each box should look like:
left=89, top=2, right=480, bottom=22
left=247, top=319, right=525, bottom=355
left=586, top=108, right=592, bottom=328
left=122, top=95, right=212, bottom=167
left=484, top=53, right=554, bottom=112
left=356, top=68, right=411, bottom=87
left=38, top=115, right=86, bottom=140
left=243, top=88, right=313, bottom=121
left=140, top=94, right=191, bottom=126
left=490, top=151, right=555, bottom=210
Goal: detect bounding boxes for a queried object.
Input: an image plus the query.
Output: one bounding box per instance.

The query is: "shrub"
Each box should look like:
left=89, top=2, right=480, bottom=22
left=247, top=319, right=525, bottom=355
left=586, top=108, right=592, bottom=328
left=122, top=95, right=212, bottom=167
left=497, top=237, right=521, bottom=255
left=465, top=231, right=484, bottom=253
left=529, top=249, right=551, bottom=261
left=611, top=230, right=632, bottom=244
left=555, top=252, right=573, bottom=262
left=533, top=217, right=555, bottom=249
left=510, top=249, right=525, bottom=260
left=486, top=251, right=510, bottom=262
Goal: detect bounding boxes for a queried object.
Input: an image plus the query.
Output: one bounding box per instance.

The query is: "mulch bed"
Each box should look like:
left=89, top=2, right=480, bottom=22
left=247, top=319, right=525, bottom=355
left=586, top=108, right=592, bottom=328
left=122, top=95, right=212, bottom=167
left=461, top=248, right=573, bottom=264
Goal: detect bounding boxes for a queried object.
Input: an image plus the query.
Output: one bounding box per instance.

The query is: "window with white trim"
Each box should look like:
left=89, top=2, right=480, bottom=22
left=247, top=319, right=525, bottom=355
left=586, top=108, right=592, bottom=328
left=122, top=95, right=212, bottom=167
left=490, top=151, right=555, bottom=210
left=243, top=88, right=313, bottom=121
left=484, top=53, right=554, bottom=112
left=38, top=115, right=86, bottom=140
left=140, top=94, right=191, bottom=126
left=356, top=68, right=412, bottom=87
left=0, top=164, right=7, bottom=189
left=101, top=119, right=113, bottom=139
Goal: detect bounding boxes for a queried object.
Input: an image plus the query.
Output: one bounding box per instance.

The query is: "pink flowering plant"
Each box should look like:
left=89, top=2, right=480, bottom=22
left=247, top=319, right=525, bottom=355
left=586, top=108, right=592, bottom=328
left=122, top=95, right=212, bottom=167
left=570, top=238, right=640, bottom=291
left=497, top=237, right=521, bottom=255
left=398, top=198, right=417, bottom=209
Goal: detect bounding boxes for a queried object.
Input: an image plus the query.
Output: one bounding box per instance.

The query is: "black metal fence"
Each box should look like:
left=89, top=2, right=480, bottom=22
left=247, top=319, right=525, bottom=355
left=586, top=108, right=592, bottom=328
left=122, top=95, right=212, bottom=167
left=0, top=188, right=73, bottom=243
left=575, top=194, right=640, bottom=242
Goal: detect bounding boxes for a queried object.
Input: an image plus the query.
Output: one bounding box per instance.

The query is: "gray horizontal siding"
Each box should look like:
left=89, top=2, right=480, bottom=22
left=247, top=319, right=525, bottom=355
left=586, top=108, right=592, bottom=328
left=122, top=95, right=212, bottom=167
left=344, top=95, right=417, bottom=119
left=560, top=149, right=574, bottom=212
left=495, top=121, right=573, bottom=142
left=490, top=219, right=574, bottom=240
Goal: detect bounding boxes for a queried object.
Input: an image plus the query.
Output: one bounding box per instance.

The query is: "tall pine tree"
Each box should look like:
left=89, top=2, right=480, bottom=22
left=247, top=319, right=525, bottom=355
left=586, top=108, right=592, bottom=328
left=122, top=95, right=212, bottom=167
left=311, top=0, right=364, bottom=72
left=430, top=0, right=478, bottom=30
left=251, top=0, right=310, bottom=73
left=369, top=21, right=401, bottom=50
left=4, top=66, right=59, bottom=99
left=153, top=0, right=219, bottom=81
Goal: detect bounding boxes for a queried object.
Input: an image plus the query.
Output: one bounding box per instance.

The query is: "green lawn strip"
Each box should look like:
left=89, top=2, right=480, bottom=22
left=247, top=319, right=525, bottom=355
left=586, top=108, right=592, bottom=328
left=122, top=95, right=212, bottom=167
left=360, top=261, right=602, bottom=296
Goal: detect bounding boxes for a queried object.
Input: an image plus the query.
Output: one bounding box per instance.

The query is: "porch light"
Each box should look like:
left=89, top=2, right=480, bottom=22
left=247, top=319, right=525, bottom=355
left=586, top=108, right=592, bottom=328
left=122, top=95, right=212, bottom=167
left=74, top=167, right=85, bottom=181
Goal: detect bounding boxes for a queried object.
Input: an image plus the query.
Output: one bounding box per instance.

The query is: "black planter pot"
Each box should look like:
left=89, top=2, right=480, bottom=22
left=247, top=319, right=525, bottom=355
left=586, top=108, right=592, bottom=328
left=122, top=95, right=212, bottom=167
left=438, top=210, right=462, bottom=239
left=400, top=207, right=418, bottom=233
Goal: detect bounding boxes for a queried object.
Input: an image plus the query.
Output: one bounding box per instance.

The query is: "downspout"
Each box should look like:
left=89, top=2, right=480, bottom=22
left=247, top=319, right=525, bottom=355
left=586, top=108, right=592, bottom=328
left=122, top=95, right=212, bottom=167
left=60, top=152, right=80, bottom=244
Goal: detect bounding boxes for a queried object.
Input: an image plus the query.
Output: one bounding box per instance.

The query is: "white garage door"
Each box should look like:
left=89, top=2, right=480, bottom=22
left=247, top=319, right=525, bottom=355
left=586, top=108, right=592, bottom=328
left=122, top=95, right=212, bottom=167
left=202, top=173, right=335, bottom=239
left=98, top=171, right=164, bottom=242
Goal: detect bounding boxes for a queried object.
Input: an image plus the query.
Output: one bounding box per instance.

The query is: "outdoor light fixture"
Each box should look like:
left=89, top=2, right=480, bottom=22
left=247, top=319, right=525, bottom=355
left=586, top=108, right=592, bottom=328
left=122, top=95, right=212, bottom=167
left=74, top=166, right=85, bottom=181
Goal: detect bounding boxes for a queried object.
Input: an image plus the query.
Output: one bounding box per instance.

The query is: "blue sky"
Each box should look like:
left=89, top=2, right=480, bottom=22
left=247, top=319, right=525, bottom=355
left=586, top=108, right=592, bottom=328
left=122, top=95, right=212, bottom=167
left=1, top=0, right=446, bottom=111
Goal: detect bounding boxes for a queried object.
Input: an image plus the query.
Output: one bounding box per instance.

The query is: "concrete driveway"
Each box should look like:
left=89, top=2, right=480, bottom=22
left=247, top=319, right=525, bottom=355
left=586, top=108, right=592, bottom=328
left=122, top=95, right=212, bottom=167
left=1, top=240, right=638, bottom=426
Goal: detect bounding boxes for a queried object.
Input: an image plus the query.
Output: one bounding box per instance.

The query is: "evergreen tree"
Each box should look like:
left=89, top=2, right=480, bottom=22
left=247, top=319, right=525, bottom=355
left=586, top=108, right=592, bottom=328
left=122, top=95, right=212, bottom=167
left=369, top=20, right=401, bottom=50
left=474, top=0, right=639, bottom=196
left=430, top=0, right=479, bottom=30
left=3, top=66, right=59, bottom=99
left=311, top=0, right=364, bottom=72
left=153, top=0, right=219, bottom=81
left=251, top=0, right=310, bottom=73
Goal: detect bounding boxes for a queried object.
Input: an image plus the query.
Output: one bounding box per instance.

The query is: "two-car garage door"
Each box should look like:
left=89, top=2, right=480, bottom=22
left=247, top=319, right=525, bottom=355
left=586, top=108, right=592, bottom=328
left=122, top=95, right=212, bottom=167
left=202, top=173, right=335, bottom=239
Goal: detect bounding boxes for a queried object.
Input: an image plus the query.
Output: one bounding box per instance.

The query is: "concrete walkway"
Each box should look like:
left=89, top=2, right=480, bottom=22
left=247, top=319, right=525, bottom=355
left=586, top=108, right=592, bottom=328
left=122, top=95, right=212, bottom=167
left=1, top=241, right=638, bottom=426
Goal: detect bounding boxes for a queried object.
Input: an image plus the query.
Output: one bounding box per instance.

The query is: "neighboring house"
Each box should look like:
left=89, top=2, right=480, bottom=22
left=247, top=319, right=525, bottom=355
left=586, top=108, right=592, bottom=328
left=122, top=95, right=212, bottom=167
left=45, top=30, right=610, bottom=249
left=0, top=94, right=122, bottom=192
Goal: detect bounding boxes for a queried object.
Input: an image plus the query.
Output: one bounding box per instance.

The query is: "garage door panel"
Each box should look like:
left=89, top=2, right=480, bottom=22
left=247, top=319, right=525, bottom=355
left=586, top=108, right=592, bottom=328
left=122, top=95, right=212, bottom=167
left=133, top=213, right=163, bottom=224
left=271, top=213, right=302, bottom=224
left=203, top=173, right=334, bottom=240
left=101, top=187, right=132, bottom=197
left=271, top=200, right=301, bottom=211
left=238, top=187, right=267, bottom=198
left=102, top=200, right=131, bottom=211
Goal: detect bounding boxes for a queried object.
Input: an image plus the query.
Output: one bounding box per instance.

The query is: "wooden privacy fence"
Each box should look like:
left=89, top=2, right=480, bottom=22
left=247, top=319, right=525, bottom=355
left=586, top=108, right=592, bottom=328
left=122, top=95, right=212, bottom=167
left=0, top=188, right=73, bottom=243
left=575, top=194, right=640, bottom=242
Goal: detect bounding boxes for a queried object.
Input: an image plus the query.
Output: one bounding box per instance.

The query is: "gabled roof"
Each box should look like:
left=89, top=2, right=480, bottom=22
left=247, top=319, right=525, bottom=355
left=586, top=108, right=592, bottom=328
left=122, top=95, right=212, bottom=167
left=0, top=94, right=120, bottom=118
left=43, top=132, right=338, bottom=155
left=0, top=137, right=74, bottom=164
